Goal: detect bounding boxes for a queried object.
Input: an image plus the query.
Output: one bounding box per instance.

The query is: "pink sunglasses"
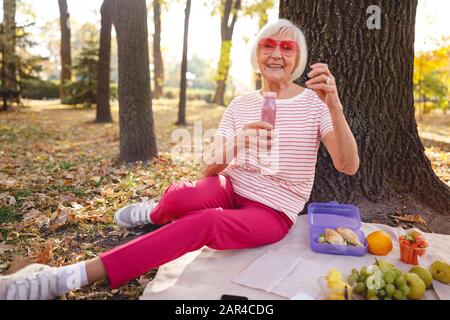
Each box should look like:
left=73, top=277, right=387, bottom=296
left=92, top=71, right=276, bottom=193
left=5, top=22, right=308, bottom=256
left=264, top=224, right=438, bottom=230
left=258, top=38, right=298, bottom=57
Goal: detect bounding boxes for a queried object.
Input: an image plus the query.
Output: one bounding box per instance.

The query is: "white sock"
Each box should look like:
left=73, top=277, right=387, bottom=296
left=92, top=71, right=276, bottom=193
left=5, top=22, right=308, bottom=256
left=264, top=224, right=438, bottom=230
left=55, top=261, right=89, bottom=296
left=148, top=201, right=158, bottom=224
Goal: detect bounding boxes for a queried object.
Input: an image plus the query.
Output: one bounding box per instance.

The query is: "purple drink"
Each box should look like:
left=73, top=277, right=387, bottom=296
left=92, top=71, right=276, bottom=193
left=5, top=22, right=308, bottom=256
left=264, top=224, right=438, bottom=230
left=261, top=91, right=277, bottom=128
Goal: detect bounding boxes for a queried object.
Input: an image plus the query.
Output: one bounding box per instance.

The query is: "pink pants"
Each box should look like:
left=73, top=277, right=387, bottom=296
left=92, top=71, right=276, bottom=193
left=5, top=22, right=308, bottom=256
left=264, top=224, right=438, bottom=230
left=100, top=175, right=293, bottom=288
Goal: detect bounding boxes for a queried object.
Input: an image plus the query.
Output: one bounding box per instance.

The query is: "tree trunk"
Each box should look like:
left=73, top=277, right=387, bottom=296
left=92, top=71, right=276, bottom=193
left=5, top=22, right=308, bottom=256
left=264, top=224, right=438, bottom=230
left=2, top=0, right=17, bottom=111
left=213, top=0, right=241, bottom=106
left=280, top=0, right=450, bottom=231
left=176, top=0, right=191, bottom=126
left=96, top=0, right=113, bottom=123
left=58, top=0, right=71, bottom=101
left=152, top=0, right=164, bottom=100
left=111, top=0, right=158, bottom=162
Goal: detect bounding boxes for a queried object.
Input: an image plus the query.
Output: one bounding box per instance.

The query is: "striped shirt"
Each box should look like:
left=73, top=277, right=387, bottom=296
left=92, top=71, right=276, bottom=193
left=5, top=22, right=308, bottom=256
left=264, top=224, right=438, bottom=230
left=215, top=88, right=334, bottom=224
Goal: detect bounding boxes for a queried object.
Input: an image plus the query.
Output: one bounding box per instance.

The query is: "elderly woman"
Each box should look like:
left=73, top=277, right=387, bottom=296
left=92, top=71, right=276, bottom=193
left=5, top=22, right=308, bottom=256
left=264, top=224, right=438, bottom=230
left=0, top=19, right=358, bottom=300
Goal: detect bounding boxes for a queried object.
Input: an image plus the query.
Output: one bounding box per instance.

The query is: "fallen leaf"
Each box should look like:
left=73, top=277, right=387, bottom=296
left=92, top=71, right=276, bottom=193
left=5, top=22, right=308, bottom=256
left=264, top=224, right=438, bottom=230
left=23, top=208, right=41, bottom=223
left=6, top=256, right=36, bottom=274
left=7, top=195, right=16, bottom=206
left=33, top=241, right=54, bottom=264
left=0, top=242, right=15, bottom=254
left=389, top=214, right=427, bottom=225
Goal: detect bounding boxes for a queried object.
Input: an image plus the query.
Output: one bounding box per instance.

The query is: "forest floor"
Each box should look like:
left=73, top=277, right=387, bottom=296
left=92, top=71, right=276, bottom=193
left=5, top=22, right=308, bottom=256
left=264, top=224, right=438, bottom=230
left=0, top=100, right=449, bottom=299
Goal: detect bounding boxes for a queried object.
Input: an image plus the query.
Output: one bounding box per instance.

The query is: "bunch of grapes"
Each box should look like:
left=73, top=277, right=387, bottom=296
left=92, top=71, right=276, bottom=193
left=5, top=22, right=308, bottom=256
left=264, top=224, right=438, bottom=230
left=347, top=261, right=410, bottom=300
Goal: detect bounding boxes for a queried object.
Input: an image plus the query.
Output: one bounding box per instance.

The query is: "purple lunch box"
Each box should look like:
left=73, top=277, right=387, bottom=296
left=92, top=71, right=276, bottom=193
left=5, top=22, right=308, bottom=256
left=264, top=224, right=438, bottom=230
left=308, top=201, right=368, bottom=256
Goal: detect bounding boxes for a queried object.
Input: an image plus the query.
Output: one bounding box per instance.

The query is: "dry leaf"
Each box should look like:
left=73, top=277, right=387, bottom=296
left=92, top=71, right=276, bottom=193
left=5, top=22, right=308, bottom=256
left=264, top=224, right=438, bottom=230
left=389, top=214, right=427, bottom=225
left=20, top=200, right=35, bottom=210
left=6, top=256, right=36, bottom=274
left=33, top=241, right=54, bottom=264
left=7, top=195, right=16, bottom=206
left=0, top=242, right=15, bottom=254
left=23, top=208, right=41, bottom=223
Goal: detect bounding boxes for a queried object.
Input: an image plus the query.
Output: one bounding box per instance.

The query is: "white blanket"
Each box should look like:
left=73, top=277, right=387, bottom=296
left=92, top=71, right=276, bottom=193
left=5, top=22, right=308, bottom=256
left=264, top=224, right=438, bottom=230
left=141, top=215, right=450, bottom=300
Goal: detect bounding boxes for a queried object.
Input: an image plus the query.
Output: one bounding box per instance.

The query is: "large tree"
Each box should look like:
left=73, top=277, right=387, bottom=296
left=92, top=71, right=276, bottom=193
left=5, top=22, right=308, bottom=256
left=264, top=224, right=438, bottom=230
left=58, top=0, right=71, bottom=100
left=96, top=0, right=113, bottom=123
left=213, top=0, right=241, bottom=106
left=280, top=0, right=450, bottom=233
left=111, top=0, right=158, bottom=162
left=1, top=0, right=17, bottom=111
left=152, top=0, right=164, bottom=99
left=176, top=0, right=191, bottom=126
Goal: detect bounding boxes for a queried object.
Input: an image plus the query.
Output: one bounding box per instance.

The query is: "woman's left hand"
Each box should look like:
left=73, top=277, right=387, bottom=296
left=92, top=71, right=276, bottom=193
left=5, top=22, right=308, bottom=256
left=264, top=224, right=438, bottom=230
left=305, top=63, right=342, bottom=111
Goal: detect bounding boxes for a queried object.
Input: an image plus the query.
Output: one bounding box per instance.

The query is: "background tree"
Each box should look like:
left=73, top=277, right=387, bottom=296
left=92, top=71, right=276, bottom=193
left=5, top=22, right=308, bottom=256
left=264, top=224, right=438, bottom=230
left=414, top=42, right=449, bottom=118
left=96, top=0, right=113, bottom=123
left=1, top=0, right=44, bottom=110
left=152, top=0, right=164, bottom=100
left=213, top=0, right=241, bottom=106
left=280, top=0, right=450, bottom=228
left=1, top=0, right=18, bottom=111
left=176, top=0, right=192, bottom=126
left=243, top=0, right=274, bottom=89
left=58, top=0, right=71, bottom=101
left=64, top=37, right=98, bottom=107
left=111, top=0, right=158, bottom=162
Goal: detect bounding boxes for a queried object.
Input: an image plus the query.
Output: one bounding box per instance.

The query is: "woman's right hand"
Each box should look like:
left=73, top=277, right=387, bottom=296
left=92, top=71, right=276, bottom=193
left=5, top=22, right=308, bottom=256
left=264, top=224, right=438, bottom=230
left=234, top=121, right=275, bottom=153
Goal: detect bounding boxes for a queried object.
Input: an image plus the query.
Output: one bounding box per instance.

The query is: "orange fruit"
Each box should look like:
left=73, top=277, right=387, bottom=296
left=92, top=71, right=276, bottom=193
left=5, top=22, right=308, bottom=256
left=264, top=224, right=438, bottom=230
left=366, top=231, right=393, bottom=256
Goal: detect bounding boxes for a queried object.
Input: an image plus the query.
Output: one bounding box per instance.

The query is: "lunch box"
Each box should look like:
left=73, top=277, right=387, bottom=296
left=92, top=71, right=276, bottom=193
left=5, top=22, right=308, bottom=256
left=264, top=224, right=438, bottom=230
left=308, top=201, right=368, bottom=256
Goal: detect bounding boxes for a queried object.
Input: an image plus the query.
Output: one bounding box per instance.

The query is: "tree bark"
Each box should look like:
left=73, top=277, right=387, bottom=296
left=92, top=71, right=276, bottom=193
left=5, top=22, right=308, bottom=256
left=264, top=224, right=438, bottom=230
left=152, top=0, right=164, bottom=99
left=2, top=0, right=17, bottom=111
left=213, top=0, right=241, bottom=106
left=280, top=0, right=450, bottom=229
left=176, top=0, right=191, bottom=126
left=58, top=0, right=71, bottom=101
left=111, top=0, right=158, bottom=162
left=96, top=0, right=113, bottom=123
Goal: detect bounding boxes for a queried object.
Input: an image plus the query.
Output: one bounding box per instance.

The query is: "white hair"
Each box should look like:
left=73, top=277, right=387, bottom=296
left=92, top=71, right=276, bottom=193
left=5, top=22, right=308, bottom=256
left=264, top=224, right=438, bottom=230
left=250, top=19, right=308, bottom=82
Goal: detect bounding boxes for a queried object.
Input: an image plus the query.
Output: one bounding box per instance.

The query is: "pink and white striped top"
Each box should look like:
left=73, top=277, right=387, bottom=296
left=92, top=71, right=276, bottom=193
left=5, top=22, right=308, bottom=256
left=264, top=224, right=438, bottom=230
left=215, top=88, right=334, bottom=224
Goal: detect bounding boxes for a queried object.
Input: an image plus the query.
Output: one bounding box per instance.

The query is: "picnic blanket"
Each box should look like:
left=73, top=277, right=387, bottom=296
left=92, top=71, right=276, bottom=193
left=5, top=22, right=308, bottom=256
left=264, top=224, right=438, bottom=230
left=140, top=215, right=450, bottom=300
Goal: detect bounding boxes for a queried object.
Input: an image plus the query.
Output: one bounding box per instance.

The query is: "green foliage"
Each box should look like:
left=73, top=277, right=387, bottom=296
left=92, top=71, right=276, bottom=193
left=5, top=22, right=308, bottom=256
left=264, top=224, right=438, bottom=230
left=63, top=38, right=99, bottom=107
left=0, top=19, right=45, bottom=107
left=21, top=79, right=59, bottom=99
left=414, top=41, right=450, bottom=113
left=243, top=0, right=274, bottom=28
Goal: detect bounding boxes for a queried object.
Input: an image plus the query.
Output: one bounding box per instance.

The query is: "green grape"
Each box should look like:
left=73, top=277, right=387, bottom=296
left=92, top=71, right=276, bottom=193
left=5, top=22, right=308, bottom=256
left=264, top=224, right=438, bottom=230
left=347, top=274, right=358, bottom=286
left=394, top=290, right=406, bottom=300
left=358, top=274, right=367, bottom=283
left=360, top=266, right=368, bottom=276
left=385, top=284, right=395, bottom=297
left=368, top=296, right=379, bottom=300
left=367, top=289, right=378, bottom=299
left=379, top=279, right=386, bottom=288
left=400, top=284, right=410, bottom=296
left=383, top=271, right=395, bottom=284
left=378, top=289, right=386, bottom=298
left=394, top=269, right=402, bottom=277
left=352, top=268, right=359, bottom=275
left=384, top=297, right=392, bottom=300
left=395, top=276, right=406, bottom=287
left=354, top=282, right=366, bottom=294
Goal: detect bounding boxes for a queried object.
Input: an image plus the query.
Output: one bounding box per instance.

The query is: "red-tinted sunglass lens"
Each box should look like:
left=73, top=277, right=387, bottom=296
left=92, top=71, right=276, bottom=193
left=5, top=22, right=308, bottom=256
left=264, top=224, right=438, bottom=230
left=259, top=38, right=277, bottom=50
left=279, top=41, right=297, bottom=55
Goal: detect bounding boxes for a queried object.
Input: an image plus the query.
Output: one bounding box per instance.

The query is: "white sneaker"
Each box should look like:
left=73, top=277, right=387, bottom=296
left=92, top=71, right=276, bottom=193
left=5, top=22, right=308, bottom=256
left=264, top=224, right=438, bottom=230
left=0, top=264, right=58, bottom=300
left=114, top=198, right=158, bottom=229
